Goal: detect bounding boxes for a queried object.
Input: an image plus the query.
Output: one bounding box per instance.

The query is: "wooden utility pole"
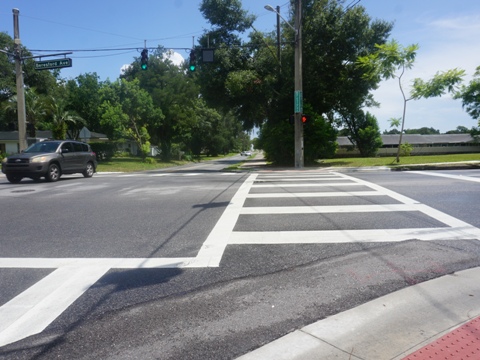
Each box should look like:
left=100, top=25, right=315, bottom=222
left=293, top=0, right=303, bottom=168
left=13, top=8, right=28, bottom=151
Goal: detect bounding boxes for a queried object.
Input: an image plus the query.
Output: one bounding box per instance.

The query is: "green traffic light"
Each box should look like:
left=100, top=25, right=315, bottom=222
left=189, top=65, right=196, bottom=72
left=141, top=64, right=147, bottom=70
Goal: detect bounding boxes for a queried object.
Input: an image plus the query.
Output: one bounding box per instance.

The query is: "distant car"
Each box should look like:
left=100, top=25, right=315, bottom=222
left=1, top=140, right=97, bottom=183
left=240, top=151, right=252, bottom=156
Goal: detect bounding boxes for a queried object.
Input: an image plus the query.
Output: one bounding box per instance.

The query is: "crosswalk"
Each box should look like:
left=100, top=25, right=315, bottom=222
left=202, top=171, right=480, bottom=254
left=1, top=170, right=480, bottom=347
left=196, top=171, right=480, bottom=267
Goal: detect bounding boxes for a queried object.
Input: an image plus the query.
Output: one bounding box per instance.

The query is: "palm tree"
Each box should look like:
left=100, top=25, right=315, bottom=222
left=44, top=97, right=85, bottom=140
left=2, top=88, right=47, bottom=137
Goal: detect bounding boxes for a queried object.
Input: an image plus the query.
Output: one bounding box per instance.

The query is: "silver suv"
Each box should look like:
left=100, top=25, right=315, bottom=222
left=1, top=140, right=97, bottom=183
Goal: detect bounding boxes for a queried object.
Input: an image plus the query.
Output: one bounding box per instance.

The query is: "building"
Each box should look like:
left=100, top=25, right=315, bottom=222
left=336, top=134, right=480, bottom=157
left=0, top=127, right=108, bottom=155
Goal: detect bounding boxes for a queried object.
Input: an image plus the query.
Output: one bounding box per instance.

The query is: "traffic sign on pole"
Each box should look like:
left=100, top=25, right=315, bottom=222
left=35, top=58, right=72, bottom=70
left=294, top=90, right=303, bottom=113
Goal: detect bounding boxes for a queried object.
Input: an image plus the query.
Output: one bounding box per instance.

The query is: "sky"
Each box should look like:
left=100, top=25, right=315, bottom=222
left=1, top=0, right=479, bottom=133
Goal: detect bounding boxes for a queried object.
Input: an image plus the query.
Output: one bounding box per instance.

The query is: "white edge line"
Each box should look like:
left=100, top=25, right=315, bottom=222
left=410, top=171, right=480, bottom=183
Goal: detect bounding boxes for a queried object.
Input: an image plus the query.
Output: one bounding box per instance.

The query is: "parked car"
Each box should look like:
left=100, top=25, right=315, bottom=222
left=240, top=151, right=252, bottom=156
left=1, top=140, right=97, bottom=183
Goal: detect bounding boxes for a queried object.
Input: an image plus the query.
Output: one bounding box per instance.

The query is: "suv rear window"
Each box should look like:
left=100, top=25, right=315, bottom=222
left=61, top=142, right=74, bottom=153
left=73, top=142, right=89, bottom=152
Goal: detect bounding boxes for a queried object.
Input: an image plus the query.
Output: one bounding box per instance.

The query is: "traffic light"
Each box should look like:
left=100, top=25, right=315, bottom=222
left=141, top=49, right=148, bottom=70
left=189, top=50, right=196, bottom=72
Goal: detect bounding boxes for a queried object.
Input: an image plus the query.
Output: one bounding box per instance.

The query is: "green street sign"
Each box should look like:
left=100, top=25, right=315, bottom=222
left=294, top=90, right=303, bottom=113
left=35, top=58, right=72, bottom=70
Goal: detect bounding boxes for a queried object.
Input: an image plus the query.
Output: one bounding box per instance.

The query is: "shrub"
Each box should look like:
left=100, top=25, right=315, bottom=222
left=400, top=142, right=413, bottom=156
left=90, top=142, right=116, bottom=161
left=143, top=157, right=156, bottom=164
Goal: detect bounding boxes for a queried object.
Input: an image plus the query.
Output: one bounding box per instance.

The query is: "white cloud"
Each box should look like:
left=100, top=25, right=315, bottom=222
left=163, top=50, right=185, bottom=67
left=119, top=50, right=185, bottom=75
left=120, top=64, right=131, bottom=74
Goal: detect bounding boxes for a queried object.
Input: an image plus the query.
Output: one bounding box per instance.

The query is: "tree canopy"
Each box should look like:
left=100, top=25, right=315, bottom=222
left=5, top=1, right=472, bottom=164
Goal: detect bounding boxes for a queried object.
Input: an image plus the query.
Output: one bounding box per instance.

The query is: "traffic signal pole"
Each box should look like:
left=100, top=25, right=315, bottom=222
left=13, top=9, right=28, bottom=152
left=294, top=0, right=304, bottom=168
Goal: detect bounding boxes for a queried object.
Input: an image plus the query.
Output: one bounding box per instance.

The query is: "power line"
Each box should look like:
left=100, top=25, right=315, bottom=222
left=29, top=47, right=193, bottom=53
left=19, top=14, right=145, bottom=41
left=346, top=0, right=362, bottom=10
left=18, top=14, right=204, bottom=44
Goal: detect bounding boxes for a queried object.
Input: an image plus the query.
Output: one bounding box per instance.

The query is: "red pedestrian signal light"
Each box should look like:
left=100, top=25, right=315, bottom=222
left=289, top=114, right=310, bottom=124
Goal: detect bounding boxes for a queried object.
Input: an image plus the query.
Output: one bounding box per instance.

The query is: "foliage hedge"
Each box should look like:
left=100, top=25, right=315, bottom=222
left=90, top=142, right=117, bottom=161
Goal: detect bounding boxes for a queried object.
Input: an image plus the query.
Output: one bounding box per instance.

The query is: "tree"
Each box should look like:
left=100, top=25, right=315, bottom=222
left=198, top=0, right=392, bottom=164
left=404, top=127, right=440, bottom=135
left=66, top=73, right=104, bottom=132
left=302, top=1, right=393, bottom=117
left=341, top=111, right=383, bottom=157
left=358, top=40, right=465, bottom=162
left=2, top=88, right=48, bottom=137
left=455, top=65, right=480, bottom=125
left=446, top=126, right=470, bottom=134
left=44, top=97, right=85, bottom=140
left=0, top=32, right=58, bottom=131
left=259, top=112, right=337, bottom=165
left=123, top=47, right=201, bottom=159
left=99, top=79, right=163, bottom=158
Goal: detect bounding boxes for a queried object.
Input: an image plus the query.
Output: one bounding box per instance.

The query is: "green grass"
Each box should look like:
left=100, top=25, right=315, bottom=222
left=96, top=153, right=480, bottom=172
left=96, top=153, right=238, bottom=173
left=317, top=153, right=480, bottom=168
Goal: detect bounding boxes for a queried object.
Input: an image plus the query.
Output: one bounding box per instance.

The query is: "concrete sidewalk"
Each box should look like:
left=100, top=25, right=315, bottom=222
left=237, top=266, right=480, bottom=360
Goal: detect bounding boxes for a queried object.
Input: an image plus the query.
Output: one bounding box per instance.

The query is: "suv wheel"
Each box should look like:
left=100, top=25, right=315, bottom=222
left=45, top=163, right=61, bottom=182
left=6, top=175, right=23, bottom=184
left=83, top=162, right=95, bottom=178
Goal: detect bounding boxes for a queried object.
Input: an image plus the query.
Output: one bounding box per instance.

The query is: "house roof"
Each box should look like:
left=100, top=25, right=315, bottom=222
left=0, top=128, right=107, bottom=141
left=337, top=134, right=477, bottom=146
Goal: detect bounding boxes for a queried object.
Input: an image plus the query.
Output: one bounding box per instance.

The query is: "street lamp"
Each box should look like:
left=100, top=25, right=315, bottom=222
left=264, top=5, right=281, bottom=66
left=264, top=5, right=296, bottom=33
left=265, top=1, right=303, bottom=168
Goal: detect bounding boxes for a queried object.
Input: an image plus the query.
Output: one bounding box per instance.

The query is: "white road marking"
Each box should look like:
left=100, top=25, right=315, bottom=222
left=246, top=191, right=382, bottom=198
left=410, top=171, right=480, bottom=183
left=0, top=266, right=110, bottom=347
left=195, top=174, right=258, bottom=266
left=229, top=171, right=480, bottom=245
left=251, top=182, right=362, bottom=188
left=0, top=175, right=256, bottom=346
left=240, top=204, right=420, bottom=214
left=229, top=227, right=480, bottom=244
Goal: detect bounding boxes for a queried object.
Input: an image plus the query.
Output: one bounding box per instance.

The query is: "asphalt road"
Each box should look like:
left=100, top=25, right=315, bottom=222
left=0, top=163, right=479, bottom=360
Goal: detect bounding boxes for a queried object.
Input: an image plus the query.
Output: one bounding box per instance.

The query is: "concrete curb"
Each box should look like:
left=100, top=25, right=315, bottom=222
left=237, top=267, right=480, bottom=360
left=239, top=160, right=480, bottom=172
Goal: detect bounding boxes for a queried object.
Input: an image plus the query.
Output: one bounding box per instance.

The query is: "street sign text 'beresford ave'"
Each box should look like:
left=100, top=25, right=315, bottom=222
left=35, top=58, right=72, bottom=70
